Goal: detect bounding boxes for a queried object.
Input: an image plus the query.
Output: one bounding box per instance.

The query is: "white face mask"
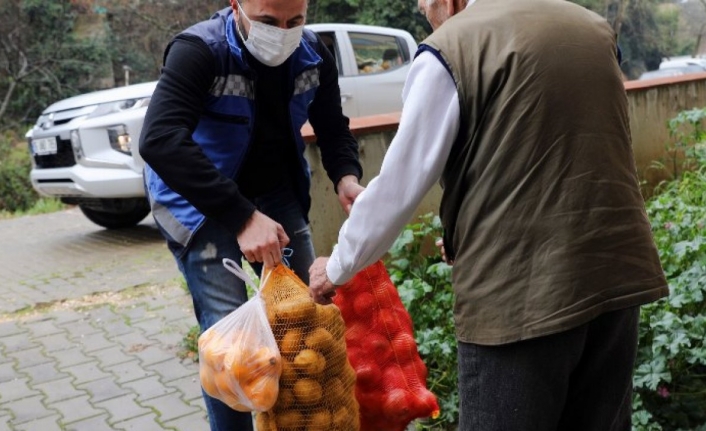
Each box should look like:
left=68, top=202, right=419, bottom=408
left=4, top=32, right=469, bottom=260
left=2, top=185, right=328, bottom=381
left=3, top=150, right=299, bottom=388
left=236, top=4, right=303, bottom=67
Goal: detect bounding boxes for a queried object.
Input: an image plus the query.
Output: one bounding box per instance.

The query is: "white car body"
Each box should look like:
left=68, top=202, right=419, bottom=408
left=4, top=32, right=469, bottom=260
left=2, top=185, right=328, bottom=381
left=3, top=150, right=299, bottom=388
left=658, top=56, right=706, bottom=70
left=638, top=64, right=706, bottom=80
left=307, top=23, right=417, bottom=117
left=26, top=24, right=418, bottom=229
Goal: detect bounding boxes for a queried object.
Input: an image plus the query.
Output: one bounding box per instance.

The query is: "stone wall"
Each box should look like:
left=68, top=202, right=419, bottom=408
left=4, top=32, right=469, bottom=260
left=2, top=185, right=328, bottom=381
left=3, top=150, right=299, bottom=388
left=625, top=73, right=706, bottom=189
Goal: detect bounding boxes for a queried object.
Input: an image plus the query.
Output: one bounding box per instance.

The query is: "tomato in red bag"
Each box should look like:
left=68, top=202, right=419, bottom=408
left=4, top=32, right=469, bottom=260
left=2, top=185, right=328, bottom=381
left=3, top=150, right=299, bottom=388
left=333, top=260, right=440, bottom=431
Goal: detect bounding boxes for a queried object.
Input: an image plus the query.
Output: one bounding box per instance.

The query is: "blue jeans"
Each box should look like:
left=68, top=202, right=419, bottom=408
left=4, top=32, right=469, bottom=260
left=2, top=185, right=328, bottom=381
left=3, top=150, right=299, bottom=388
left=457, top=307, right=639, bottom=431
left=173, top=186, right=316, bottom=431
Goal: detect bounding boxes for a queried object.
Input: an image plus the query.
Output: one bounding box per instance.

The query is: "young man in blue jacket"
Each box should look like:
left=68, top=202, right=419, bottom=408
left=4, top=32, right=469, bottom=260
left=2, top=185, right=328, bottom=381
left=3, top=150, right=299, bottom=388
left=139, top=0, right=363, bottom=429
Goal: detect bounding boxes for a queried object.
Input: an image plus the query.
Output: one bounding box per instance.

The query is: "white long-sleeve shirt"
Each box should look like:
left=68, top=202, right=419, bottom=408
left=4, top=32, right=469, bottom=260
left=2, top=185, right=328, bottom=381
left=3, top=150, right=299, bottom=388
left=326, top=51, right=461, bottom=284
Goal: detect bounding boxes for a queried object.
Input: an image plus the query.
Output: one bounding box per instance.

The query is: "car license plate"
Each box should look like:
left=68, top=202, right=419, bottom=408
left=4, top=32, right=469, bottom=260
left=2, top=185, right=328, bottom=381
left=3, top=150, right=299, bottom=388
left=32, top=137, right=58, bottom=155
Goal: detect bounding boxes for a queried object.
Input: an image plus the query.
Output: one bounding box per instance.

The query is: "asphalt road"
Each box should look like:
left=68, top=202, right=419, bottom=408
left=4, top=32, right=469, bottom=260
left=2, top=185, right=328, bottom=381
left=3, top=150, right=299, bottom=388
left=0, top=207, right=181, bottom=315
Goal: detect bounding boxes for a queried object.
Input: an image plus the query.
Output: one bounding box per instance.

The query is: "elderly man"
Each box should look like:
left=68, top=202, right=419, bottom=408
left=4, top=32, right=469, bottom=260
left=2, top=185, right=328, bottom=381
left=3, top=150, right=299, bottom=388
left=139, top=0, right=364, bottom=428
left=309, top=0, right=668, bottom=429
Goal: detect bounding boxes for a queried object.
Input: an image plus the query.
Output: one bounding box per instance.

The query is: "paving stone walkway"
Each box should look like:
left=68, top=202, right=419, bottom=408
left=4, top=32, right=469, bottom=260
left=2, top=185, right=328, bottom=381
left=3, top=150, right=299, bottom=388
left=0, top=209, right=211, bottom=430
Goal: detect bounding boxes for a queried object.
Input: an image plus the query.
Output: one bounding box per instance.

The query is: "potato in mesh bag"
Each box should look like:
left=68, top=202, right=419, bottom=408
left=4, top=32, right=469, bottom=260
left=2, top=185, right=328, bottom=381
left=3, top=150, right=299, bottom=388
left=197, top=259, right=282, bottom=412
left=256, top=263, right=360, bottom=431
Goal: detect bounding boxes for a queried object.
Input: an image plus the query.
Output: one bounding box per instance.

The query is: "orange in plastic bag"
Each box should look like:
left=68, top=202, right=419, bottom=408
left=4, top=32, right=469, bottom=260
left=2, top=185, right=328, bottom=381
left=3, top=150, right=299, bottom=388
left=256, top=263, right=360, bottom=431
left=334, top=260, right=440, bottom=431
left=197, top=259, right=282, bottom=412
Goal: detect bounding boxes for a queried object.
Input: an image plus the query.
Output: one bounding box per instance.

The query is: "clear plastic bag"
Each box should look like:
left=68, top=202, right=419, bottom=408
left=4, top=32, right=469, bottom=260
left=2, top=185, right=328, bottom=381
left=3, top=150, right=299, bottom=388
left=197, top=258, right=282, bottom=412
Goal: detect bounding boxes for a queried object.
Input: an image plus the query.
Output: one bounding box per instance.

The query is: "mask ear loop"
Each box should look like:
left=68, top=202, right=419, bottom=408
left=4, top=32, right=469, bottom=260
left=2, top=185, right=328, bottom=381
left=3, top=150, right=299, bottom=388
left=234, top=0, right=250, bottom=42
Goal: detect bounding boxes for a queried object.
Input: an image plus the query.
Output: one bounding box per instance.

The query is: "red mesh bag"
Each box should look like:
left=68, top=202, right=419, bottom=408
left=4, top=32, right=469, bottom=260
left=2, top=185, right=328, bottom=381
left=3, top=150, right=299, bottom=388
left=333, top=260, right=440, bottom=431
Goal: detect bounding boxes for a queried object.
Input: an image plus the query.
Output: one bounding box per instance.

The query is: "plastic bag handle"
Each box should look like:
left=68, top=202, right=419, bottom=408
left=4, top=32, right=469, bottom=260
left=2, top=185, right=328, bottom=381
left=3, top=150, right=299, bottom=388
left=222, top=258, right=258, bottom=291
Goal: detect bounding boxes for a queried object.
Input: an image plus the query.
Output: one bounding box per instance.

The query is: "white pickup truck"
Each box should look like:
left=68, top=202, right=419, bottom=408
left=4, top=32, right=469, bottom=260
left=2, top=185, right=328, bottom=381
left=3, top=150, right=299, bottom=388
left=26, top=24, right=417, bottom=229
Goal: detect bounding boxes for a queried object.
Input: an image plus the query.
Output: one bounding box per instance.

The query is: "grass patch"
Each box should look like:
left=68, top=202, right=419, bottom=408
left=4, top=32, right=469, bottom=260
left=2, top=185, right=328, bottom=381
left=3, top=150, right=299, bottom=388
left=0, top=282, right=170, bottom=322
left=179, top=325, right=201, bottom=362
left=0, top=198, right=67, bottom=219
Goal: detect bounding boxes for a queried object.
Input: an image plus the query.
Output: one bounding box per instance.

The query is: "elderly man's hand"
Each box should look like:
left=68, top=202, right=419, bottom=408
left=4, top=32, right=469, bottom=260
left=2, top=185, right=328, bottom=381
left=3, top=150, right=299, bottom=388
left=308, top=257, right=338, bottom=304
left=436, top=238, right=454, bottom=266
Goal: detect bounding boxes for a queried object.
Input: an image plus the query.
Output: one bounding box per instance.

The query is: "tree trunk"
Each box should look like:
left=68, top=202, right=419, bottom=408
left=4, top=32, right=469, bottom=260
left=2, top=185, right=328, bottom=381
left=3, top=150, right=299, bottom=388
left=0, top=46, right=28, bottom=125
left=695, top=23, right=705, bottom=57
left=697, top=0, right=706, bottom=56
left=604, top=0, right=630, bottom=36
left=616, top=0, right=630, bottom=37
left=0, top=79, right=17, bottom=124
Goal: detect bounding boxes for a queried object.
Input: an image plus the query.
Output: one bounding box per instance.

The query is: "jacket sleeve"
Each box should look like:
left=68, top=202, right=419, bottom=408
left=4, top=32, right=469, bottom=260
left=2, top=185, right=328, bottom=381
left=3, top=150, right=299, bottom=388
left=306, top=33, right=363, bottom=191
left=138, top=36, right=256, bottom=238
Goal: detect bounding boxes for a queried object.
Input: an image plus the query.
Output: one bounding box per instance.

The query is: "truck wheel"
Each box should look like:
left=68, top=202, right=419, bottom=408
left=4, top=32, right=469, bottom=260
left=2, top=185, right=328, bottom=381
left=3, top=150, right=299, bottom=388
left=78, top=199, right=151, bottom=229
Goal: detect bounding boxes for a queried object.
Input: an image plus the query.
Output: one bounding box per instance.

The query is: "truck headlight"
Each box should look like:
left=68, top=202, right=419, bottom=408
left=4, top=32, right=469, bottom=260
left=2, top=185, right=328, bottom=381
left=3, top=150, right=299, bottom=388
left=88, top=97, right=151, bottom=119
left=107, top=125, right=132, bottom=155
left=70, top=130, right=84, bottom=160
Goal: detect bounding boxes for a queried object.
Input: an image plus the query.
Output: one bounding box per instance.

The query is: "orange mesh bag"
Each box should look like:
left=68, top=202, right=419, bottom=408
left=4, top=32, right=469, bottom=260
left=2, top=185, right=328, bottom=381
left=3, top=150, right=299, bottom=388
left=197, top=259, right=282, bottom=412
left=256, top=263, right=360, bottom=431
left=333, top=260, right=440, bottom=431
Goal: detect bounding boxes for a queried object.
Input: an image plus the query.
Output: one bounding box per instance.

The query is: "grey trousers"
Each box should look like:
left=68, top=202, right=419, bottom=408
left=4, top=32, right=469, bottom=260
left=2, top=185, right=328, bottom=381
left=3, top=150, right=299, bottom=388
left=457, top=307, right=640, bottom=431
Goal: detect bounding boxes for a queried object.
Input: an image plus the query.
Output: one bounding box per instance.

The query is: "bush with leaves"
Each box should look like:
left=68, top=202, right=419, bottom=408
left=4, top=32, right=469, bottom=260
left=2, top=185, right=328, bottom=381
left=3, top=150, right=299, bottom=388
left=0, top=131, right=38, bottom=212
left=633, top=107, right=706, bottom=431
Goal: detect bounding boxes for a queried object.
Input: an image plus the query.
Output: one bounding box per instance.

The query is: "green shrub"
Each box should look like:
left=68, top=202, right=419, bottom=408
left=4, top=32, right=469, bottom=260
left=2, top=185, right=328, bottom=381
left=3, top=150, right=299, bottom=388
left=0, top=131, right=39, bottom=212
left=633, top=107, right=706, bottom=431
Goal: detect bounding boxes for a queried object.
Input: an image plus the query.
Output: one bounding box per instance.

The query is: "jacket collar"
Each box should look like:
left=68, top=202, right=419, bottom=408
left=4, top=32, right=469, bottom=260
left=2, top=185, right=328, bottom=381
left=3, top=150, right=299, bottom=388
left=225, top=11, right=249, bottom=68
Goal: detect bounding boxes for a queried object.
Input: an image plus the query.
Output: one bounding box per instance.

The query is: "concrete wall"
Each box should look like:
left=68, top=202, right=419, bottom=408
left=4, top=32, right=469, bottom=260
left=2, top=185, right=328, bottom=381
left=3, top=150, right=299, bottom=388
left=625, top=73, right=706, bottom=189
left=304, top=73, right=706, bottom=254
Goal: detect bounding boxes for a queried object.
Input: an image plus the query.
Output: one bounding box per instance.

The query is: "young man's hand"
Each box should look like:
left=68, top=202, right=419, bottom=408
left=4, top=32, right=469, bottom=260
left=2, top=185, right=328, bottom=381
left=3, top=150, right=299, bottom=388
left=308, top=257, right=337, bottom=304
left=237, top=210, right=289, bottom=268
left=336, top=175, right=365, bottom=214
